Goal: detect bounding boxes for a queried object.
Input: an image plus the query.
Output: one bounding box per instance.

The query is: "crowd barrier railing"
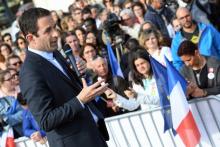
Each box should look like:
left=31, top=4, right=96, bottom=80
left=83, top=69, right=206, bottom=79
left=105, top=95, right=220, bottom=147
left=15, top=95, right=220, bottom=147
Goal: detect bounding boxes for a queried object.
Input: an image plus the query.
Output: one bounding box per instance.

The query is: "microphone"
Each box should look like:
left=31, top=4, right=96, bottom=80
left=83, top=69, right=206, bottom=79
left=62, top=44, right=81, bottom=77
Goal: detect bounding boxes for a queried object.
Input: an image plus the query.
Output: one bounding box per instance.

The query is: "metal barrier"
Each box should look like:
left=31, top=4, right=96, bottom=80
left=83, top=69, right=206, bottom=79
left=15, top=95, right=220, bottom=147
left=15, top=137, right=49, bottom=147
left=105, top=95, right=220, bottom=147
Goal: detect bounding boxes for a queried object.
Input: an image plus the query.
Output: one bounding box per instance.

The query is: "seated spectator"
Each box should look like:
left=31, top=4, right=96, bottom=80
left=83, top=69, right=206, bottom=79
left=178, top=40, right=220, bottom=98
left=139, top=28, right=172, bottom=66
left=0, top=70, right=23, bottom=138
left=17, top=93, right=47, bottom=144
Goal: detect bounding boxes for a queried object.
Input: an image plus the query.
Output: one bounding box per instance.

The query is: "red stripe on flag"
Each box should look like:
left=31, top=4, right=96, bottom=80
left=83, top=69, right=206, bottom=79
left=176, top=111, right=201, bottom=147
left=6, top=137, right=15, bottom=147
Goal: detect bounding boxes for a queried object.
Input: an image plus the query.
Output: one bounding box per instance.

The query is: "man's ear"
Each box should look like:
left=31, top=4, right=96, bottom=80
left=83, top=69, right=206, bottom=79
left=25, top=34, right=34, bottom=42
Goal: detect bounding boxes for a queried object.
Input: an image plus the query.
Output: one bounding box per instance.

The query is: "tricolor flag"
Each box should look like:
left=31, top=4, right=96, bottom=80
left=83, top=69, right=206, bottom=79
left=105, top=33, right=124, bottom=78
left=0, top=126, right=15, bottom=147
left=165, top=57, right=201, bottom=147
left=149, top=56, right=176, bottom=134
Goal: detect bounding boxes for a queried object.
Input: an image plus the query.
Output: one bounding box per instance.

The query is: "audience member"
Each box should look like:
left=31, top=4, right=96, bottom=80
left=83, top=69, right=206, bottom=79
left=178, top=40, right=220, bottom=98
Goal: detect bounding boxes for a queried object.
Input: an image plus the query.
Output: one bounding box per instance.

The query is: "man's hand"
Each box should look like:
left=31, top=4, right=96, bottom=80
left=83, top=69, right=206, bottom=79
left=77, top=78, right=109, bottom=104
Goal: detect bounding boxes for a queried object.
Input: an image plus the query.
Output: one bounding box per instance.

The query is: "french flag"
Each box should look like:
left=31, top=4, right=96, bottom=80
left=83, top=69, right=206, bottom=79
left=165, top=57, right=201, bottom=147
left=0, top=126, right=15, bottom=147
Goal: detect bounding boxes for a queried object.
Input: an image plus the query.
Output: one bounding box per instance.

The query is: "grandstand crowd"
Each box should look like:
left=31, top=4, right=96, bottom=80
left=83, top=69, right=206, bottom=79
left=0, top=0, right=220, bottom=145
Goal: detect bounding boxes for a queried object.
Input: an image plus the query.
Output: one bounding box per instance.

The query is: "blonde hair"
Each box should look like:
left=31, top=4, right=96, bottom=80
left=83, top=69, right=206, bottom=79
left=60, top=15, right=76, bottom=32
left=138, top=28, right=163, bottom=49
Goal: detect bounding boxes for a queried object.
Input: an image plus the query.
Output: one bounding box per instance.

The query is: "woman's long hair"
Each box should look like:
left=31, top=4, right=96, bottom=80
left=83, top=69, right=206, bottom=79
left=130, top=49, right=153, bottom=88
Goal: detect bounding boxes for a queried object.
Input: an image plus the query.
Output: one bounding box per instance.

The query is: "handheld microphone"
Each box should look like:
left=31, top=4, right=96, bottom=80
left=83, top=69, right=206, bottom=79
left=62, top=44, right=81, bottom=77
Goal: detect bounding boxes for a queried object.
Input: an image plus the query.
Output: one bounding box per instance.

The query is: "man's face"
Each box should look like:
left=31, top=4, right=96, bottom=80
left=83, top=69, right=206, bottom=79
left=121, top=14, right=133, bottom=27
left=65, top=35, right=80, bottom=55
left=93, top=59, right=108, bottom=77
left=32, top=15, right=58, bottom=52
left=9, top=57, right=22, bottom=71
left=177, top=9, right=193, bottom=29
left=73, top=10, right=83, bottom=23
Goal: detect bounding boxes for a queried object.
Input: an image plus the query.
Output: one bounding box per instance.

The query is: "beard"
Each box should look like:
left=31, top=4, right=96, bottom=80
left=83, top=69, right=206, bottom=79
left=183, top=21, right=193, bottom=28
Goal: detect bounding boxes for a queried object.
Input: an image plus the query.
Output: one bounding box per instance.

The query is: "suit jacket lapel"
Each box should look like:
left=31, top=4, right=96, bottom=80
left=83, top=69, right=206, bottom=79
left=26, top=51, right=81, bottom=89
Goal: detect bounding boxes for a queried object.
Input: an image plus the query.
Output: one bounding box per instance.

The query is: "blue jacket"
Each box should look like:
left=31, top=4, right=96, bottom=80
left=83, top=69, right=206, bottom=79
left=22, top=109, right=46, bottom=138
left=171, top=23, right=220, bottom=70
left=0, top=96, right=23, bottom=126
left=144, top=5, right=174, bottom=37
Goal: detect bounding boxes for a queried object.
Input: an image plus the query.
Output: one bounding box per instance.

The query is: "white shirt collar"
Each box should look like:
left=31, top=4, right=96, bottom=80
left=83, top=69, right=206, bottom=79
left=28, top=47, right=54, bottom=60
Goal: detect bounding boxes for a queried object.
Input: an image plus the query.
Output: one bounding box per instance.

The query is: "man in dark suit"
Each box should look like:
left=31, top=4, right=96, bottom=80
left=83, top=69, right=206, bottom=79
left=18, top=8, right=109, bottom=147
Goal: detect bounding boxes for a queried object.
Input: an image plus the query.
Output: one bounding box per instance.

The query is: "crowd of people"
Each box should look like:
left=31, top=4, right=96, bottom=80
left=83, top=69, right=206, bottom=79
left=0, top=0, right=220, bottom=146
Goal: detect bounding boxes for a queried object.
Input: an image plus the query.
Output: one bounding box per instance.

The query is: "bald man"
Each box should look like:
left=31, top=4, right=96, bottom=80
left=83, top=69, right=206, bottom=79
left=171, top=7, right=220, bottom=71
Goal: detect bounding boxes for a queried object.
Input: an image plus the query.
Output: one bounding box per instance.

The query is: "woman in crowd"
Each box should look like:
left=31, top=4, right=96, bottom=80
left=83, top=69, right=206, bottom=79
left=0, top=70, right=23, bottom=138
left=80, top=43, right=98, bottom=69
left=74, top=27, right=86, bottom=47
left=15, top=36, right=27, bottom=61
left=106, top=50, right=161, bottom=110
left=60, top=15, right=77, bottom=32
left=85, top=31, right=105, bottom=56
left=139, top=28, right=172, bottom=66
left=0, top=43, right=13, bottom=61
left=132, top=2, right=146, bottom=24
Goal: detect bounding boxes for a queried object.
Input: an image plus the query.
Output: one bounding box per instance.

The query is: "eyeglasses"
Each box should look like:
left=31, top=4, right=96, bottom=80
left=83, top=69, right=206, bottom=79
left=11, top=61, right=22, bottom=66
left=11, top=72, right=19, bottom=78
left=122, top=17, right=131, bottom=22
left=178, top=14, right=190, bottom=21
left=4, top=76, right=13, bottom=81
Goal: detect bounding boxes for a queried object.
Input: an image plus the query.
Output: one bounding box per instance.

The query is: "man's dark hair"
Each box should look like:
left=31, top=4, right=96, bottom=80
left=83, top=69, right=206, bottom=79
left=82, top=6, right=92, bottom=15
left=177, top=40, right=198, bottom=57
left=18, top=8, right=51, bottom=37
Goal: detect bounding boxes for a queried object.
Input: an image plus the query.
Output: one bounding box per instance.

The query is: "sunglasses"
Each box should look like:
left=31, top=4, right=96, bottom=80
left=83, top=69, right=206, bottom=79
left=11, top=61, right=22, bottom=66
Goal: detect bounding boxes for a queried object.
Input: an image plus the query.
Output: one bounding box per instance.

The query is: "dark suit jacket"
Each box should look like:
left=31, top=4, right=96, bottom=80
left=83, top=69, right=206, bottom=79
left=19, top=50, right=109, bottom=147
left=180, top=56, right=220, bottom=96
